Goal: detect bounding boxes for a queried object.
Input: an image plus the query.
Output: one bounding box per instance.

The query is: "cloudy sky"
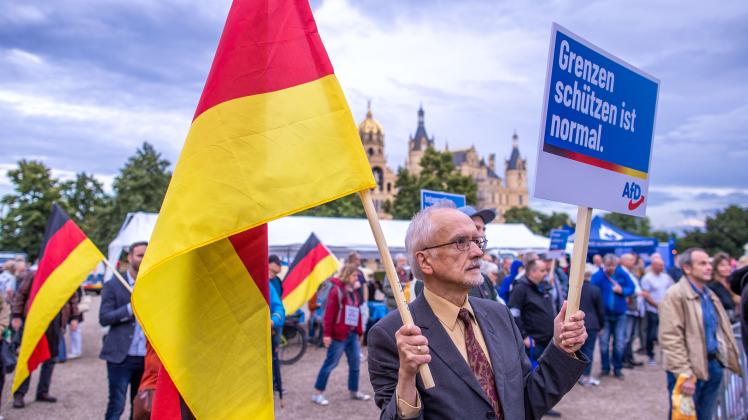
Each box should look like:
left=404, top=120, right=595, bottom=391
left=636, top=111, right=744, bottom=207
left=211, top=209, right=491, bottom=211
left=1, top=0, right=746, bottom=230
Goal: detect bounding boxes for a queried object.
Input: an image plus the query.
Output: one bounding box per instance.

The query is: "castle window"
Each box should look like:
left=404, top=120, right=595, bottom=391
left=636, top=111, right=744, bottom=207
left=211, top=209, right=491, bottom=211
left=373, top=167, right=383, bottom=191
left=368, top=147, right=373, bottom=157
left=519, top=195, right=523, bottom=205
left=387, top=183, right=391, bottom=193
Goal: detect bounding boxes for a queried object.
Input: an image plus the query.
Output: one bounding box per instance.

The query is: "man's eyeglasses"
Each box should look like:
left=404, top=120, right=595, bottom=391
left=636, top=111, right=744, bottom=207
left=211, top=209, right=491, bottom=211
left=421, top=236, right=487, bottom=252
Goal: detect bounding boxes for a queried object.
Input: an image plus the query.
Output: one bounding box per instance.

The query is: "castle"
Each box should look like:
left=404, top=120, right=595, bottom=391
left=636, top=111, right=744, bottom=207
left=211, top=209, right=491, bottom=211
left=358, top=102, right=528, bottom=222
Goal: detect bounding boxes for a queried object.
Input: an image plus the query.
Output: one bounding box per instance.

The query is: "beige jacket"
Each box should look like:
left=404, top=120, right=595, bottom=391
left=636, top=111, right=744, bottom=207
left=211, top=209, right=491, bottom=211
left=659, top=277, right=741, bottom=380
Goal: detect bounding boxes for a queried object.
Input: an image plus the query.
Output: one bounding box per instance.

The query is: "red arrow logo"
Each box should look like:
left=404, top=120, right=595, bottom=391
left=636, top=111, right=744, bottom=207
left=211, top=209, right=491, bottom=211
left=628, top=195, right=645, bottom=210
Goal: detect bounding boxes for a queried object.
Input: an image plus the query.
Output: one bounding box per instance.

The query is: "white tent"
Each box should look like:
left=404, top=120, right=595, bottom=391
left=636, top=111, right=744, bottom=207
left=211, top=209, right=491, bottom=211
left=106, top=213, right=553, bottom=276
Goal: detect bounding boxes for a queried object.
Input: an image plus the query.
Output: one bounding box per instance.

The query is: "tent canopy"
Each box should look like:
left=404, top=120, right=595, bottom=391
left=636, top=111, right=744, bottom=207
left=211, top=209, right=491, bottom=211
left=106, top=213, right=553, bottom=275
left=570, top=215, right=657, bottom=257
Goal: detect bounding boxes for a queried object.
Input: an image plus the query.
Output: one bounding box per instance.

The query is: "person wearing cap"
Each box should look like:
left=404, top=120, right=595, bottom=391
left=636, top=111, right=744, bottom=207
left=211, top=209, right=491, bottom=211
left=457, top=205, right=499, bottom=302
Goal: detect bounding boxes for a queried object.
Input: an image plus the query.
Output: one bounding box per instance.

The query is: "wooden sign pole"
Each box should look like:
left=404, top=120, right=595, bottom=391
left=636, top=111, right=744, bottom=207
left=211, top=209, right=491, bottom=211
left=358, top=190, right=436, bottom=389
left=102, top=258, right=134, bottom=294
left=564, top=206, right=592, bottom=322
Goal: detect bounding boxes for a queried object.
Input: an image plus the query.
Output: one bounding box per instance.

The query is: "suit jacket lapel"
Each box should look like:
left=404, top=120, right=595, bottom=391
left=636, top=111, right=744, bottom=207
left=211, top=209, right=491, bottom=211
left=410, top=294, right=493, bottom=407
left=471, top=298, right=507, bottom=406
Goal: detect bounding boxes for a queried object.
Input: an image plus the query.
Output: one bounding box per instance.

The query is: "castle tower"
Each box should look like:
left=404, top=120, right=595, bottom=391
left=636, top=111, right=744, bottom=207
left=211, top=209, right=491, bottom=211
left=504, top=131, right=528, bottom=207
left=405, top=104, right=435, bottom=175
left=358, top=101, right=397, bottom=216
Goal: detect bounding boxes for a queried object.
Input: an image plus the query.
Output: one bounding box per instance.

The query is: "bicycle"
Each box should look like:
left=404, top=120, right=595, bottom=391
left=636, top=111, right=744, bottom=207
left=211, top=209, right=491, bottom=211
left=278, top=313, right=307, bottom=365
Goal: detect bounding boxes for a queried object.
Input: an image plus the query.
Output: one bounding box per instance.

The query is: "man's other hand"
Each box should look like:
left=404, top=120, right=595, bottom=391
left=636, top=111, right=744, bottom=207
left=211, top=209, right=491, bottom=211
left=553, top=301, right=587, bottom=355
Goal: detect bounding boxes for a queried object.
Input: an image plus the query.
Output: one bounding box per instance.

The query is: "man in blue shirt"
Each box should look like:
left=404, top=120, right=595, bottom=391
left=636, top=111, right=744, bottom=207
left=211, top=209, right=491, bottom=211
left=591, top=254, right=634, bottom=379
left=99, top=242, right=148, bottom=420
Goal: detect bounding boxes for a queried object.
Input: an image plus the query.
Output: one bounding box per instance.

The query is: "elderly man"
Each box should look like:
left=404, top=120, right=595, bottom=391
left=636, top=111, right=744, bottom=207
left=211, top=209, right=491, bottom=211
left=591, top=254, right=634, bottom=379
left=368, top=204, right=588, bottom=419
left=640, top=254, right=673, bottom=365
left=660, top=248, right=741, bottom=420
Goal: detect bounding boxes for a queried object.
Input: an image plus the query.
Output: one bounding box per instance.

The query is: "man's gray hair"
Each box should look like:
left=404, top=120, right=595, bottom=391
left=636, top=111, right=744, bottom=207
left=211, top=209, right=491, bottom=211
left=405, top=201, right=457, bottom=280
left=603, top=253, right=618, bottom=264
left=679, top=248, right=706, bottom=268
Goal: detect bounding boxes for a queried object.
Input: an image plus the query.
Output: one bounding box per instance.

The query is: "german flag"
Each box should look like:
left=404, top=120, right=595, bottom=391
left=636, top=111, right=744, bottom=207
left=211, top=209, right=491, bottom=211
left=282, top=233, right=339, bottom=314
left=130, top=0, right=375, bottom=418
left=11, top=203, right=104, bottom=393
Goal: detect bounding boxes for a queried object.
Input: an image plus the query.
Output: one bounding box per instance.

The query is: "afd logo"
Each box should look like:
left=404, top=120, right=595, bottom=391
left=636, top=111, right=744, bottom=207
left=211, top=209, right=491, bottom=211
left=622, top=181, right=645, bottom=210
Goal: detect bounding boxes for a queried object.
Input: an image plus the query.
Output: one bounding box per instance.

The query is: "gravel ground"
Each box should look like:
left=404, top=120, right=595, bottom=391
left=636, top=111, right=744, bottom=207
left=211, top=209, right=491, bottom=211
left=0, top=296, right=668, bottom=419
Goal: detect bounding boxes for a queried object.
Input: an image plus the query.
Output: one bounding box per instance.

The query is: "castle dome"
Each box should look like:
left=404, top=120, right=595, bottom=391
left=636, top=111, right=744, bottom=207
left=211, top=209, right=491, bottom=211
left=358, top=101, right=383, bottom=136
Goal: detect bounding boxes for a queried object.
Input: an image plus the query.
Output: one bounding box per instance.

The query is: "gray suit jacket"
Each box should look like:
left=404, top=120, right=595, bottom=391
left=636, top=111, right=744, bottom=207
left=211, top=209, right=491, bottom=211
left=99, top=276, right=136, bottom=364
left=367, top=293, right=588, bottom=420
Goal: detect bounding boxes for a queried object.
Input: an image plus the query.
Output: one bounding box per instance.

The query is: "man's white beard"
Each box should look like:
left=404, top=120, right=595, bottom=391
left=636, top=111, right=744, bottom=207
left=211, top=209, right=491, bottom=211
left=460, top=273, right=484, bottom=289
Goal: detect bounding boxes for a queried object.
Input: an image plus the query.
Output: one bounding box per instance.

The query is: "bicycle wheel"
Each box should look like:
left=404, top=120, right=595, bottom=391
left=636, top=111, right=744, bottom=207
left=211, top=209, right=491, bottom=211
left=279, top=325, right=307, bottom=365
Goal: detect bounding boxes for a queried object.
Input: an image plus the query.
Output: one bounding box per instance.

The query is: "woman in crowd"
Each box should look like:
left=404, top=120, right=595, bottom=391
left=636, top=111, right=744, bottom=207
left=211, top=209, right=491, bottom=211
left=709, top=252, right=739, bottom=322
left=311, top=264, right=370, bottom=406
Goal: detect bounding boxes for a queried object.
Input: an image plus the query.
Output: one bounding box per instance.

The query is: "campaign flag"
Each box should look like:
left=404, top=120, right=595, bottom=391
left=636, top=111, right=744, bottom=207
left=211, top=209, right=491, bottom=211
left=130, top=0, right=376, bottom=418
left=11, top=203, right=104, bottom=392
left=282, top=233, right=339, bottom=314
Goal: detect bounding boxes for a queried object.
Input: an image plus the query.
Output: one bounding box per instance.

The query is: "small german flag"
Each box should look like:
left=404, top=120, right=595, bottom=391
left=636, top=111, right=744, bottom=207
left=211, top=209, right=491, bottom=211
left=282, top=233, right=339, bottom=314
left=11, top=203, right=104, bottom=393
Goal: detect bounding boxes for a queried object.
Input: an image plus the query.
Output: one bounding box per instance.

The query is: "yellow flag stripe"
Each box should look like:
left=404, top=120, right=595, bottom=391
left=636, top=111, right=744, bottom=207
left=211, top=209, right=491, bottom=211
left=282, top=254, right=340, bottom=315
left=132, top=238, right=272, bottom=419
left=11, top=239, right=103, bottom=393
left=139, top=74, right=376, bottom=275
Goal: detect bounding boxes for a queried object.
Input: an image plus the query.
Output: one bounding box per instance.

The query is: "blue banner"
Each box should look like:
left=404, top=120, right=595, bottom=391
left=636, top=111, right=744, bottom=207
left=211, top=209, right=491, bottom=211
left=420, top=189, right=466, bottom=210
left=543, top=30, right=658, bottom=175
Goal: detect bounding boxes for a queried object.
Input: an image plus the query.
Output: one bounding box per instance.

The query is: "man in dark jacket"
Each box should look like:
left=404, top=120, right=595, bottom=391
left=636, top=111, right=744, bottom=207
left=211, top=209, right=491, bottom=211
left=508, top=259, right=556, bottom=360
left=11, top=270, right=80, bottom=408
left=368, top=204, right=588, bottom=419
left=729, top=263, right=748, bottom=353
left=579, top=268, right=605, bottom=386
left=100, top=242, right=147, bottom=420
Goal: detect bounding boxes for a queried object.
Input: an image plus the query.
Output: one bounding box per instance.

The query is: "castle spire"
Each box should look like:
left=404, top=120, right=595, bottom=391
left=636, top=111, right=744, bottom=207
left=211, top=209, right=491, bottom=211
left=366, top=99, right=372, bottom=119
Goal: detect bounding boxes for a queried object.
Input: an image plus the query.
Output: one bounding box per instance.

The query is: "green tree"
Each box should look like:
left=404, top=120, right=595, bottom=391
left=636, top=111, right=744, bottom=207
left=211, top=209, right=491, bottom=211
left=503, top=207, right=573, bottom=236
left=540, top=211, right=573, bottom=235
left=299, top=193, right=366, bottom=218
left=94, top=142, right=172, bottom=245
left=504, top=206, right=544, bottom=234
left=676, top=205, right=748, bottom=257
left=602, top=212, right=653, bottom=237
left=0, top=160, right=63, bottom=260
left=60, top=172, right=108, bottom=245
left=383, top=148, right=478, bottom=219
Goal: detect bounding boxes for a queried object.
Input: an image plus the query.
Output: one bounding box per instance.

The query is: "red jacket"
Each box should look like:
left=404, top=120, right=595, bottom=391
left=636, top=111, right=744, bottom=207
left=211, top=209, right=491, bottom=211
left=323, top=277, right=363, bottom=341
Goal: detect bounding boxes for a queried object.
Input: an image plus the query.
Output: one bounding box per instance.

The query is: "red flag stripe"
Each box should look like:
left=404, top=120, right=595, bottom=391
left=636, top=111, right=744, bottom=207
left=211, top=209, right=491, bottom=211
left=281, top=243, right=331, bottom=299
left=228, top=224, right=270, bottom=304
left=27, top=220, right=86, bottom=313
left=194, top=0, right=334, bottom=120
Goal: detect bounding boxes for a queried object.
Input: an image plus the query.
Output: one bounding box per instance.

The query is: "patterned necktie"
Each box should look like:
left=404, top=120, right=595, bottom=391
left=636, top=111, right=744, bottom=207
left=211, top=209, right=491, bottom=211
left=458, top=308, right=503, bottom=419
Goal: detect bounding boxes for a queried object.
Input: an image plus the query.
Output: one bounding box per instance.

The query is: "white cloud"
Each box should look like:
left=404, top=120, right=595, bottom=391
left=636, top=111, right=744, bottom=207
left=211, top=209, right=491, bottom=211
left=6, top=49, right=43, bottom=66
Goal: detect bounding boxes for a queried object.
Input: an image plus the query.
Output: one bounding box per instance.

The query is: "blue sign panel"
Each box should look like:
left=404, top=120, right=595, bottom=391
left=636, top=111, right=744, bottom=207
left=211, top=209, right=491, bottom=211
left=549, top=229, right=570, bottom=253
left=534, top=23, right=660, bottom=217
left=420, top=189, right=466, bottom=210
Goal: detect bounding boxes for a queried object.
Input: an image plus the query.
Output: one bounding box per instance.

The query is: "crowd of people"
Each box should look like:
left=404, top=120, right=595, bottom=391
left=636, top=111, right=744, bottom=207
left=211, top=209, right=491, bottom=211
left=0, top=202, right=745, bottom=419
left=286, top=203, right=748, bottom=420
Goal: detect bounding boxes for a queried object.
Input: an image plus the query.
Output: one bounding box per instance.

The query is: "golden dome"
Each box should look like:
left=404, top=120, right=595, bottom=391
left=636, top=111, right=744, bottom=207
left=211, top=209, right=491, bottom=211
left=358, top=101, right=384, bottom=135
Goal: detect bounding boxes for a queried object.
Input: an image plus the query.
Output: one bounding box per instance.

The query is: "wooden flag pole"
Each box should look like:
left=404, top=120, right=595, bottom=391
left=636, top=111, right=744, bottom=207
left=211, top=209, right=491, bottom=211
left=102, top=258, right=134, bottom=294
left=358, top=189, right=436, bottom=389
left=564, top=206, right=592, bottom=322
